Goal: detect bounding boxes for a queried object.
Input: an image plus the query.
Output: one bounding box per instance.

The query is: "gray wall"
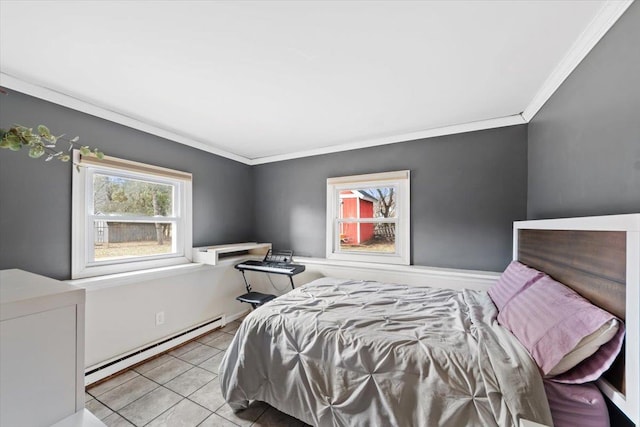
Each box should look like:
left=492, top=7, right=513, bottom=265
left=527, top=2, right=640, bottom=219
left=0, top=89, right=254, bottom=280
left=527, top=10, right=639, bottom=423
left=254, top=125, right=528, bottom=272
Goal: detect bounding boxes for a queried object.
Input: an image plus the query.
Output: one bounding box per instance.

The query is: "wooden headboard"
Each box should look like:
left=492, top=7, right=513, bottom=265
left=518, top=229, right=626, bottom=318
left=513, top=214, right=639, bottom=425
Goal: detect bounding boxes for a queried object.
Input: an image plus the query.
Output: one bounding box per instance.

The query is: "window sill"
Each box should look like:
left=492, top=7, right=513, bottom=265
left=66, top=262, right=209, bottom=291
left=326, top=252, right=409, bottom=265
left=295, top=256, right=501, bottom=281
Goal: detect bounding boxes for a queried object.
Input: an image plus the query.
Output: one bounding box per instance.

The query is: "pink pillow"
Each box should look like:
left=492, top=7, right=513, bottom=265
left=487, top=261, right=545, bottom=311
left=543, top=380, right=609, bottom=427
left=498, top=275, right=625, bottom=383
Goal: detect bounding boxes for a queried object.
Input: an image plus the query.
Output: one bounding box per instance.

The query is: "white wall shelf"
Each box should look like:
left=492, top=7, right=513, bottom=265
left=192, top=242, right=271, bottom=265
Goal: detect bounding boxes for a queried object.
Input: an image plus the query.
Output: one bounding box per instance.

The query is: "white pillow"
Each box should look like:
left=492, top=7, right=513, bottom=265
left=546, top=319, right=619, bottom=377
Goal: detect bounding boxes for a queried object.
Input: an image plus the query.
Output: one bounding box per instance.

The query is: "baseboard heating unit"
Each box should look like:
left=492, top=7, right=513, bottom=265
left=85, top=315, right=225, bottom=385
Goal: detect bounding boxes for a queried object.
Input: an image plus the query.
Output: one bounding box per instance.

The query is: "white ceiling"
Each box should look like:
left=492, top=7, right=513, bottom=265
left=0, top=1, right=632, bottom=164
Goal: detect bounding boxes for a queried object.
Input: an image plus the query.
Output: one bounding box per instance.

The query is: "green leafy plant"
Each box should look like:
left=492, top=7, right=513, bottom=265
left=0, top=124, right=104, bottom=164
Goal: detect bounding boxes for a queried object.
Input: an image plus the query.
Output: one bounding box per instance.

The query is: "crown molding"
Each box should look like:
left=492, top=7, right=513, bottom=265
left=0, top=71, right=526, bottom=166
left=0, top=72, right=252, bottom=165
left=250, top=114, right=527, bottom=165
left=522, top=0, right=634, bottom=122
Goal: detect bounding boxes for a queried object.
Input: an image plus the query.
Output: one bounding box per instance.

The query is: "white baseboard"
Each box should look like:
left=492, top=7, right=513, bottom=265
left=85, top=314, right=226, bottom=386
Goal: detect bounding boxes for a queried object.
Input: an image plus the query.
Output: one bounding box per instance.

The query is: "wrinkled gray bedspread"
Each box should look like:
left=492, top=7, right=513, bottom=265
left=219, top=277, right=552, bottom=426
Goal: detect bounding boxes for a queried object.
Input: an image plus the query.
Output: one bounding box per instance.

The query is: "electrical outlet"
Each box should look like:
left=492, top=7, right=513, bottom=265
left=155, top=311, right=165, bottom=326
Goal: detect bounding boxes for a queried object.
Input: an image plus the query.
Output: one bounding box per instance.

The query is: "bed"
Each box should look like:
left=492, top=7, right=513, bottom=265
left=219, top=214, right=639, bottom=426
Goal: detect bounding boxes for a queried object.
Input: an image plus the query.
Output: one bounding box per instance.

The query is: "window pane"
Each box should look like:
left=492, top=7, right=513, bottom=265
left=93, top=221, right=174, bottom=261
left=93, top=174, right=174, bottom=217
left=338, top=186, right=397, bottom=220
left=339, top=222, right=396, bottom=253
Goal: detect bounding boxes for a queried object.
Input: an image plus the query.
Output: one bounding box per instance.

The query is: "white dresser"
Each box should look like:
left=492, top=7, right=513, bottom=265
left=0, top=269, right=88, bottom=427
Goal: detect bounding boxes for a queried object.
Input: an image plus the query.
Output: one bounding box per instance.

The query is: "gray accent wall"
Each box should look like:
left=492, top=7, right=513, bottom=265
left=254, top=125, right=528, bottom=272
left=0, top=89, right=254, bottom=280
left=527, top=2, right=640, bottom=219
left=1, top=89, right=528, bottom=277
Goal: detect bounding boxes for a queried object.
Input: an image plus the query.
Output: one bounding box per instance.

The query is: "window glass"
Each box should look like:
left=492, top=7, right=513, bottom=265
left=93, top=221, right=174, bottom=262
left=90, top=173, right=178, bottom=262
left=337, top=186, right=398, bottom=254
left=93, top=174, right=174, bottom=217
left=339, top=222, right=396, bottom=254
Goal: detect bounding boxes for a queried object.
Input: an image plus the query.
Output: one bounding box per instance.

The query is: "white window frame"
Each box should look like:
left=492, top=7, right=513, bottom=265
left=326, top=170, right=410, bottom=265
left=72, top=150, right=192, bottom=279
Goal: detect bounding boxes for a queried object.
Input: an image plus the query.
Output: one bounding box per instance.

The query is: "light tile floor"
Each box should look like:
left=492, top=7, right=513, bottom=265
left=86, top=319, right=308, bottom=427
